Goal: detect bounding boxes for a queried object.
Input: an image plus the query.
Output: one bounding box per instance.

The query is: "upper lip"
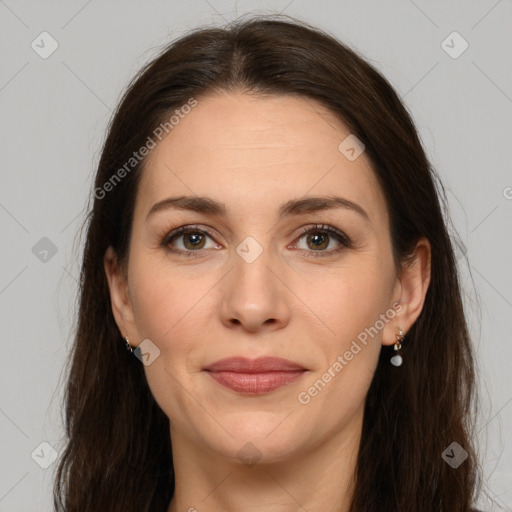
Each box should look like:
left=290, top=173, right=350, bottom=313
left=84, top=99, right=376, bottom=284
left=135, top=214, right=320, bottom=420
left=204, top=356, right=307, bottom=373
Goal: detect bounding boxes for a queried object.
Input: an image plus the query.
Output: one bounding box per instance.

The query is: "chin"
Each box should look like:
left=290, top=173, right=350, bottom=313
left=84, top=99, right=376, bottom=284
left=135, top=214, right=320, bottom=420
left=218, top=435, right=303, bottom=467
left=208, top=417, right=306, bottom=463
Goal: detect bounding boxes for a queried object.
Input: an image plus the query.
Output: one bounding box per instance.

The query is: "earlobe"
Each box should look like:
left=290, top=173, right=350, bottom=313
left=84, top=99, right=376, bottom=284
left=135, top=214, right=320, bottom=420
left=103, top=246, right=137, bottom=340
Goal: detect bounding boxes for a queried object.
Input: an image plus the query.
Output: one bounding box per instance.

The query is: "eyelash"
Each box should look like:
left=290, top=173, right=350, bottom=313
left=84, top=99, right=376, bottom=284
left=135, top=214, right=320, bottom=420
left=160, top=223, right=353, bottom=258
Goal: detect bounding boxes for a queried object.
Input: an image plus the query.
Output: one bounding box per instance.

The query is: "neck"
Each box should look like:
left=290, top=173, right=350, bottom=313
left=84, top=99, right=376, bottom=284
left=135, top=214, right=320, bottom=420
left=166, top=409, right=362, bottom=512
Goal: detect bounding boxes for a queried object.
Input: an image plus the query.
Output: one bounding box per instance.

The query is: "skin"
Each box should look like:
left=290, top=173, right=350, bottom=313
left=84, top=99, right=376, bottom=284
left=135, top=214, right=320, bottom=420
left=104, top=91, right=431, bottom=512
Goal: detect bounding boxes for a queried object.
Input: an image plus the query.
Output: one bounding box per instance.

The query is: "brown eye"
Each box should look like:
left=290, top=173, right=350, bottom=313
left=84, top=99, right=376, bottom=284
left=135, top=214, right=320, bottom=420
left=305, top=231, right=329, bottom=250
left=162, top=225, right=221, bottom=255
left=293, top=224, right=352, bottom=257
left=180, top=231, right=206, bottom=250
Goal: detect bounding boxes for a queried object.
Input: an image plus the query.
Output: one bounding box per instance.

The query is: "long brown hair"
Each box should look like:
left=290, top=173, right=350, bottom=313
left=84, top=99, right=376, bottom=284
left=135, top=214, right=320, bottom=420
left=53, top=14, right=482, bottom=511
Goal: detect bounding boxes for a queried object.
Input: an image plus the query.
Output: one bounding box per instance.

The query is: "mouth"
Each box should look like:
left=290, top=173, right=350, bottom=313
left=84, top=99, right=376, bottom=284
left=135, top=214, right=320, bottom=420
left=203, top=356, right=308, bottom=395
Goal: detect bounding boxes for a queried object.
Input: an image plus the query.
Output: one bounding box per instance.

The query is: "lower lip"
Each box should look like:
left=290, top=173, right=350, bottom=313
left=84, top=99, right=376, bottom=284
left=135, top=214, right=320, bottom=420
left=206, top=370, right=306, bottom=394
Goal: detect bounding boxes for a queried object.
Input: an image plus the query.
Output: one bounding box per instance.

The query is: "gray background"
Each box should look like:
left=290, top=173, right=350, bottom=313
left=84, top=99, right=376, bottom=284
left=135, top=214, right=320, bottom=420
left=0, top=1, right=511, bottom=510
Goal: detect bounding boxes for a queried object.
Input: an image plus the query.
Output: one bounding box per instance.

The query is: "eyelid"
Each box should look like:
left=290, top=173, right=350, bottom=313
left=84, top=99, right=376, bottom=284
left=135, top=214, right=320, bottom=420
left=160, top=224, right=221, bottom=252
left=291, top=223, right=352, bottom=247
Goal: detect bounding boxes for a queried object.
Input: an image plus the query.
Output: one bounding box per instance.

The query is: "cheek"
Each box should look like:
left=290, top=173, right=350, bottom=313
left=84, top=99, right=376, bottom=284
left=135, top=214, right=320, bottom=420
left=302, top=258, right=393, bottom=340
left=127, top=257, right=208, bottom=418
left=128, top=252, right=209, bottom=341
left=295, top=256, right=393, bottom=398
left=293, top=268, right=387, bottom=424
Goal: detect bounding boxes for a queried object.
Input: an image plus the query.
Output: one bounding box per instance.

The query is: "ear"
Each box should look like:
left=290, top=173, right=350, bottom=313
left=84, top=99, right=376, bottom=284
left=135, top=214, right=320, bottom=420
left=104, top=246, right=138, bottom=344
left=382, top=237, right=432, bottom=346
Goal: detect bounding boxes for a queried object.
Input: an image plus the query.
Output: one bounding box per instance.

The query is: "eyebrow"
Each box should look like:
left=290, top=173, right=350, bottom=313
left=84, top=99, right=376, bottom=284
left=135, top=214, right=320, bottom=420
left=146, top=194, right=370, bottom=222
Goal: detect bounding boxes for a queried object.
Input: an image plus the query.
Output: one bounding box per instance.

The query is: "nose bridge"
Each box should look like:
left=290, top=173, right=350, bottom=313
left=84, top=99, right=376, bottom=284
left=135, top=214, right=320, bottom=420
left=233, top=236, right=275, bottom=286
left=232, top=233, right=277, bottom=299
left=220, top=232, right=290, bottom=331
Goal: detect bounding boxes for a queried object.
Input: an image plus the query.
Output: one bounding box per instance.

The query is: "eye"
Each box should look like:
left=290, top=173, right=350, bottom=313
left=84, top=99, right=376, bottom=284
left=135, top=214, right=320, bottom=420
left=161, top=225, right=221, bottom=256
left=292, top=224, right=352, bottom=257
left=161, top=223, right=352, bottom=258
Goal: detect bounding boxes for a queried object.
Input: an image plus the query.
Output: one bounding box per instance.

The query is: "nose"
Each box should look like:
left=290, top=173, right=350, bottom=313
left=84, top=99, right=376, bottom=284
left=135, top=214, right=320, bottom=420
left=219, top=243, right=291, bottom=333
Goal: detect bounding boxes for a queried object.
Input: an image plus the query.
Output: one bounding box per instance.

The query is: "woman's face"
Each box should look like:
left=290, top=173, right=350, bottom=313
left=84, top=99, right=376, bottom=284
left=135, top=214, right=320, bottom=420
left=107, top=92, right=416, bottom=465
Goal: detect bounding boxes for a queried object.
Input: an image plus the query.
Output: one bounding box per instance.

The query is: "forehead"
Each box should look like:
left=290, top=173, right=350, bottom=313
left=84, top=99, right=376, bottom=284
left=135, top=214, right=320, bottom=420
left=136, top=92, right=386, bottom=224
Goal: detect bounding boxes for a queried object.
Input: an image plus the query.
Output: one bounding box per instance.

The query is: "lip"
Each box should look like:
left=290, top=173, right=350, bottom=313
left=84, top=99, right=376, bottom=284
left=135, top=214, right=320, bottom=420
left=204, top=356, right=307, bottom=373
left=204, top=357, right=308, bottom=395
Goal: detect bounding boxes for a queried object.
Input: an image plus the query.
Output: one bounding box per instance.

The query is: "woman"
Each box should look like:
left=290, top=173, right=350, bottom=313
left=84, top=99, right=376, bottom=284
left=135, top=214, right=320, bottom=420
left=53, top=15, right=483, bottom=512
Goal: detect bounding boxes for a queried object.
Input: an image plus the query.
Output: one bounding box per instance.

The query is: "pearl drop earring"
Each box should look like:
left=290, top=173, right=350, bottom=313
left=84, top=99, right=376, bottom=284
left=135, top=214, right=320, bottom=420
left=390, top=328, right=405, bottom=367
